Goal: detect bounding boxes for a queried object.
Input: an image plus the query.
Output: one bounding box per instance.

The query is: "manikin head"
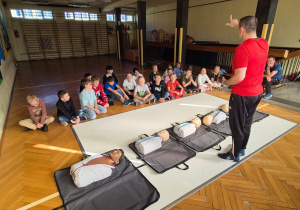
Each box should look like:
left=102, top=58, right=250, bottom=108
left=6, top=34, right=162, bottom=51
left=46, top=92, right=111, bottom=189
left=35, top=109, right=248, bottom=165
left=57, top=90, right=70, bottom=102
left=191, top=117, right=201, bottom=128
left=157, top=129, right=169, bottom=141
left=108, top=149, right=125, bottom=165
left=238, top=16, right=258, bottom=41
left=267, top=55, right=276, bottom=68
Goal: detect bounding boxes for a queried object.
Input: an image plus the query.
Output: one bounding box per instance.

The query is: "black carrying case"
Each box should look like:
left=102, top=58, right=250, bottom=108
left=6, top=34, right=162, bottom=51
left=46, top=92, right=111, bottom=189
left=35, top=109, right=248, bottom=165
left=129, top=134, right=196, bottom=174
left=167, top=124, right=226, bottom=152
left=202, top=110, right=269, bottom=136
left=54, top=156, right=160, bottom=210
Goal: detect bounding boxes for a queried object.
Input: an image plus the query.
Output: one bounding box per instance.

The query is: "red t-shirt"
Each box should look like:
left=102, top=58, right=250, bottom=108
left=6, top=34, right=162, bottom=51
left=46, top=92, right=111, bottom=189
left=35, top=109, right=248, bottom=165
left=167, top=80, right=180, bottom=91
left=231, top=38, right=269, bottom=96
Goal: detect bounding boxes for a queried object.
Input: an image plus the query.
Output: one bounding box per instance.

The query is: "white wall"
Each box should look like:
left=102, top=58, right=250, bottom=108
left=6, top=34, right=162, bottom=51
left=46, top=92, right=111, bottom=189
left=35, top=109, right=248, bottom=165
left=0, top=0, right=17, bottom=143
left=146, top=0, right=300, bottom=48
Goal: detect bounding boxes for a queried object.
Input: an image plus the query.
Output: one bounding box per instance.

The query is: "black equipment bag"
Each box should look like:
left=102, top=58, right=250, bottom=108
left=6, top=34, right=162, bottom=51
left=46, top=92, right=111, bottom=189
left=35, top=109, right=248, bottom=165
left=129, top=134, right=196, bottom=174
left=54, top=156, right=160, bottom=210
left=202, top=110, right=269, bottom=136
left=167, top=124, right=226, bottom=152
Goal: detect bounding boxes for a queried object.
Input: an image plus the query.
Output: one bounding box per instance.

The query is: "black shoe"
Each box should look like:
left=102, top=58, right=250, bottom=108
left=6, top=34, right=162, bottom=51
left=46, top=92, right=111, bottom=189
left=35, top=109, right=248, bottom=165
left=109, top=101, right=114, bottom=106
left=42, top=124, right=48, bottom=132
left=25, top=127, right=33, bottom=132
left=218, top=150, right=240, bottom=162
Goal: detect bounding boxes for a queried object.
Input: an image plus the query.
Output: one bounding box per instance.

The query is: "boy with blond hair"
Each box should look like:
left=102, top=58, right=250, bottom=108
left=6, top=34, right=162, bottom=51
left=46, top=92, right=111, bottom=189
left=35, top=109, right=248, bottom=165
left=91, top=75, right=112, bottom=108
left=19, top=94, right=54, bottom=132
left=123, top=72, right=136, bottom=100
left=133, top=76, right=154, bottom=106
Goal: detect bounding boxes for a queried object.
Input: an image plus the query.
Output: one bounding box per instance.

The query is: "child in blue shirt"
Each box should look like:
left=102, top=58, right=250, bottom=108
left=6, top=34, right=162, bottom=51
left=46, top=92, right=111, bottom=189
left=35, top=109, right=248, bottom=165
left=173, top=62, right=183, bottom=78
left=79, top=79, right=107, bottom=119
left=104, top=76, right=133, bottom=106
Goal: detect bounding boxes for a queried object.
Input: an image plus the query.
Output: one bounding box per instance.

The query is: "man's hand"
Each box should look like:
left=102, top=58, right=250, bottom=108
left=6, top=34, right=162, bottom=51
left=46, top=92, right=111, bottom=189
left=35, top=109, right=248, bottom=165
left=159, top=98, right=164, bottom=103
left=120, top=96, right=124, bottom=102
left=95, top=109, right=101, bottom=114
left=226, top=15, right=239, bottom=28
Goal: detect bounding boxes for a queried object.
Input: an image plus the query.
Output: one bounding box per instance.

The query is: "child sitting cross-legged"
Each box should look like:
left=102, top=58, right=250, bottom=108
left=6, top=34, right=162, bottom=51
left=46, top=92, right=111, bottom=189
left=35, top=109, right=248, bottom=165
left=196, top=67, right=213, bottom=92
left=104, top=76, right=133, bottom=106
left=167, top=73, right=185, bottom=99
left=123, top=72, right=136, bottom=100
left=181, top=68, right=199, bottom=93
left=56, top=90, right=87, bottom=126
left=91, top=75, right=113, bottom=108
left=151, top=74, right=170, bottom=103
left=133, top=76, right=154, bottom=106
left=79, top=79, right=107, bottom=119
left=19, top=94, right=54, bottom=132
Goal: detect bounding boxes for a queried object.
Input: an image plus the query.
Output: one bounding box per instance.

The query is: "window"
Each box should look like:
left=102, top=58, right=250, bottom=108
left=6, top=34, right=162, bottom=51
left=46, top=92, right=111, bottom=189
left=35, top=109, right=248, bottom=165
left=74, top=12, right=82, bottom=20
left=106, top=14, right=114, bottom=21
left=10, top=9, right=23, bottom=18
left=65, top=12, right=74, bottom=20
left=81, top=12, right=89, bottom=21
left=121, top=14, right=126, bottom=22
left=126, top=15, right=133, bottom=22
left=90, top=13, right=98, bottom=20
left=43, top=11, right=53, bottom=19
left=23, top=9, right=43, bottom=19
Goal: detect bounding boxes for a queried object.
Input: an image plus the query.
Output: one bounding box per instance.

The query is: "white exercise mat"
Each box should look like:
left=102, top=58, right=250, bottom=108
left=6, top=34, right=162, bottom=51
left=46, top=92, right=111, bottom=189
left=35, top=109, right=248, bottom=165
left=71, top=93, right=298, bottom=210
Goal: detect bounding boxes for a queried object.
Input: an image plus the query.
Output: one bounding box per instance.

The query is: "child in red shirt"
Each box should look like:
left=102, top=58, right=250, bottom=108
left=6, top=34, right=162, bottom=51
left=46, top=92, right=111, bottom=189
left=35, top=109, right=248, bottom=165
left=167, top=73, right=185, bottom=99
left=91, top=75, right=110, bottom=109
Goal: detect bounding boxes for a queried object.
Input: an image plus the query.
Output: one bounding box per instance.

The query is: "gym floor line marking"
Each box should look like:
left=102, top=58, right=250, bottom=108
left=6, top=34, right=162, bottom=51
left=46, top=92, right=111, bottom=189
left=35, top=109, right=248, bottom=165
left=257, top=103, right=269, bottom=109
left=13, top=73, right=128, bottom=90
left=17, top=192, right=59, bottom=210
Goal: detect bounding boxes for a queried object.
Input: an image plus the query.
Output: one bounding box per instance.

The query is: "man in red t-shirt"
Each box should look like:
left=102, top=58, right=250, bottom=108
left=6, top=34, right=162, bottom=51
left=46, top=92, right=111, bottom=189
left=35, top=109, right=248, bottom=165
left=219, top=15, right=269, bottom=161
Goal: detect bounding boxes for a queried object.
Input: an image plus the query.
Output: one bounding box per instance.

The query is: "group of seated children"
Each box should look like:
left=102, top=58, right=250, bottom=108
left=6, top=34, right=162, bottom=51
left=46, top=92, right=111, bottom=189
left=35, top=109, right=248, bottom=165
left=19, top=64, right=223, bottom=132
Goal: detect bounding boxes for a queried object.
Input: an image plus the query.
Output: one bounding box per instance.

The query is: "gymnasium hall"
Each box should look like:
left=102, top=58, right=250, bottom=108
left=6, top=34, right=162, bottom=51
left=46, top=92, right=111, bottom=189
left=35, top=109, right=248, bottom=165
left=0, top=0, right=299, bottom=209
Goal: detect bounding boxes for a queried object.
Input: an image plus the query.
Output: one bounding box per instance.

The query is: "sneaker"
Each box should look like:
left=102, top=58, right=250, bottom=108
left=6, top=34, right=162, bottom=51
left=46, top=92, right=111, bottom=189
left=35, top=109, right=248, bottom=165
left=25, top=127, right=33, bottom=132
left=218, top=150, right=240, bottom=162
left=127, top=100, right=134, bottom=105
left=180, top=94, right=184, bottom=97
left=264, top=93, right=272, bottom=99
left=240, top=149, right=245, bottom=156
left=136, top=102, right=142, bottom=106
left=109, top=101, right=114, bottom=106
left=165, top=97, right=171, bottom=101
left=153, top=99, right=157, bottom=103
left=61, top=121, right=68, bottom=126
left=262, top=92, right=266, bottom=96
left=42, top=124, right=48, bottom=132
left=146, top=101, right=151, bottom=104
left=192, top=89, right=199, bottom=93
left=123, top=101, right=130, bottom=106
left=172, top=96, right=176, bottom=100
left=81, top=115, right=87, bottom=120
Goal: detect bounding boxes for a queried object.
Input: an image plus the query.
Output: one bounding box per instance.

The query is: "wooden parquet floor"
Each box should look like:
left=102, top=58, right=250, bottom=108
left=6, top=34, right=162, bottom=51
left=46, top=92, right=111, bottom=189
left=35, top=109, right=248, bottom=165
left=0, top=56, right=299, bottom=210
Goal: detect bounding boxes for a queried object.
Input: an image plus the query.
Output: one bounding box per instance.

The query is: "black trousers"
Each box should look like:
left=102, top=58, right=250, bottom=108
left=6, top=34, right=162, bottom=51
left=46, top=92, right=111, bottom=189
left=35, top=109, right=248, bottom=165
left=263, top=77, right=280, bottom=94
left=184, top=84, right=198, bottom=93
left=229, top=93, right=262, bottom=157
left=127, top=89, right=134, bottom=100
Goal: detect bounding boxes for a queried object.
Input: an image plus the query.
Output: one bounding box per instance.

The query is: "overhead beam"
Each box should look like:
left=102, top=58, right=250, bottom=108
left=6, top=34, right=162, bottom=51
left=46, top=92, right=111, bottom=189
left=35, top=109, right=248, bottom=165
left=102, top=0, right=138, bottom=12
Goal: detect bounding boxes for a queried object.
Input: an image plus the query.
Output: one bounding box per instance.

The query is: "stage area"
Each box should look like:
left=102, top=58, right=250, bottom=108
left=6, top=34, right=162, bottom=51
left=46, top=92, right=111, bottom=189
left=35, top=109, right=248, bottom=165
left=71, top=93, right=297, bottom=210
